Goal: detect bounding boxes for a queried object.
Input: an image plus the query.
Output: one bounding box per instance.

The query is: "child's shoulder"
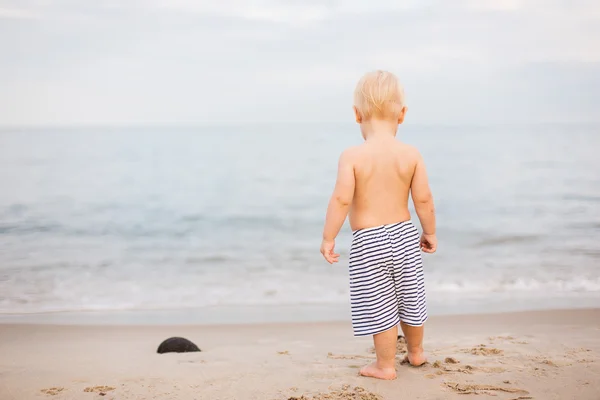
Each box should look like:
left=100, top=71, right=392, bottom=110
left=396, top=141, right=420, bottom=154
left=360, top=140, right=422, bottom=157
left=339, top=145, right=363, bottom=162
left=340, top=141, right=422, bottom=164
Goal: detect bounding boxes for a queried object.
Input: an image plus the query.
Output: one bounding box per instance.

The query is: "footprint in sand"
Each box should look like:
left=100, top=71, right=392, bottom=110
left=83, top=386, right=116, bottom=395
left=430, top=357, right=507, bottom=375
left=541, top=359, right=559, bottom=367
left=565, top=347, right=595, bottom=363
left=490, top=335, right=516, bottom=341
left=576, top=358, right=595, bottom=364
left=287, top=384, right=383, bottom=400
left=327, top=352, right=374, bottom=360
left=462, top=344, right=504, bottom=356
left=565, top=347, right=592, bottom=355
left=489, top=336, right=529, bottom=345
left=489, top=335, right=515, bottom=341
left=41, top=387, right=66, bottom=396
left=444, top=381, right=529, bottom=396
left=429, top=359, right=476, bottom=374
left=529, top=355, right=573, bottom=368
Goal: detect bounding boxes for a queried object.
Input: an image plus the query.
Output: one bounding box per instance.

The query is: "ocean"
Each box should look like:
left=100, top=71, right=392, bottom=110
left=0, top=124, right=599, bottom=324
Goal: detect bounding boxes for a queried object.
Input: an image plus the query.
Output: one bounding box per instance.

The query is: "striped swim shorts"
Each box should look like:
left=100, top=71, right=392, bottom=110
left=349, top=220, right=427, bottom=337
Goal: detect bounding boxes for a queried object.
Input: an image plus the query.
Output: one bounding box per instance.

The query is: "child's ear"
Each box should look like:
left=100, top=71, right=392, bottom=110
left=398, top=106, right=407, bottom=124
left=353, top=106, right=362, bottom=123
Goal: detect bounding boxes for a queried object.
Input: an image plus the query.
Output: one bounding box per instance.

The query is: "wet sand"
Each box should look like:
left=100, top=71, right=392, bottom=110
left=1, top=309, right=599, bottom=399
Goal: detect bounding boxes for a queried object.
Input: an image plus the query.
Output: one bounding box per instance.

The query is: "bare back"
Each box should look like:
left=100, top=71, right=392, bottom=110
left=349, top=139, right=419, bottom=231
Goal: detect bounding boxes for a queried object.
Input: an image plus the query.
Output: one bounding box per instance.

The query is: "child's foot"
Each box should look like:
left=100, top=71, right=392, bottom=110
left=403, top=351, right=427, bottom=367
left=359, top=362, right=397, bottom=380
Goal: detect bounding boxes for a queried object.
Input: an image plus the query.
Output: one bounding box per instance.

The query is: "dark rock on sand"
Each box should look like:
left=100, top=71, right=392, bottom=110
left=157, top=337, right=201, bottom=354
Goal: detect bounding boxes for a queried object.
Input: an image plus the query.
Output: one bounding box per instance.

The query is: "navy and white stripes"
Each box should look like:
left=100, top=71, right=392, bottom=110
left=349, top=221, right=427, bottom=337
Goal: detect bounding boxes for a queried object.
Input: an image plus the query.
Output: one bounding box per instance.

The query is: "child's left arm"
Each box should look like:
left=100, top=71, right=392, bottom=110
left=320, top=149, right=356, bottom=264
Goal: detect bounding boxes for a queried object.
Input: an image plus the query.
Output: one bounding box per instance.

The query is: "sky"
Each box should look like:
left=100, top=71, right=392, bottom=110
left=1, top=0, right=599, bottom=126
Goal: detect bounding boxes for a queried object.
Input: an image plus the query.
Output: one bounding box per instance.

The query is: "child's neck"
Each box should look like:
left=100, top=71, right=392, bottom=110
left=361, top=119, right=398, bottom=140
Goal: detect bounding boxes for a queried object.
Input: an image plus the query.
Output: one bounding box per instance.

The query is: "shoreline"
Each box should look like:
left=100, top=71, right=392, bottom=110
left=1, top=308, right=597, bottom=330
left=1, top=299, right=599, bottom=326
left=1, top=309, right=599, bottom=399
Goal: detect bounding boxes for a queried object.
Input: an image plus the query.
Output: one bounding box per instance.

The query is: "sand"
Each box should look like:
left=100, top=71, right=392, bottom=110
left=1, top=309, right=599, bottom=400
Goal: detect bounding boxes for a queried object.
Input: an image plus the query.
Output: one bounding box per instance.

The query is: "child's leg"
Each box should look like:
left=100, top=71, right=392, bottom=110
left=400, top=322, right=427, bottom=366
left=359, top=326, right=398, bottom=380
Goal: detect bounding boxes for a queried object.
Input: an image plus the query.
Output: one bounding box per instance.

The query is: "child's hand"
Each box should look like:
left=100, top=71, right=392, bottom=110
left=320, top=239, right=340, bottom=264
left=420, top=234, right=437, bottom=253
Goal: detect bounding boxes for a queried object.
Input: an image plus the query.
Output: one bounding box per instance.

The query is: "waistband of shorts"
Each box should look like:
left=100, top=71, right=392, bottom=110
left=352, top=220, right=414, bottom=238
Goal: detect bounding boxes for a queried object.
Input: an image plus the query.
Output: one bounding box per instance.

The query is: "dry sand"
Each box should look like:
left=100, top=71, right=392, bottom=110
left=1, top=309, right=599, bottom=400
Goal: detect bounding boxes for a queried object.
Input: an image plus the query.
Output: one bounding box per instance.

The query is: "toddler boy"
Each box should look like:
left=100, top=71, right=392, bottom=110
left=320, top=70, right=437, bottom=380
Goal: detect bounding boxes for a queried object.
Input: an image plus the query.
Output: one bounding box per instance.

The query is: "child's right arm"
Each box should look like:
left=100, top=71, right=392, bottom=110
left=410, top=152, right=437, bottom=253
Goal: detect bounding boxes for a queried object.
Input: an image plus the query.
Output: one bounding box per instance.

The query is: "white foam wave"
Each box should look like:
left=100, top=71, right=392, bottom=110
left=427, top=277, right=600, bottom=294
left=1, top=273, right=599, bottom=315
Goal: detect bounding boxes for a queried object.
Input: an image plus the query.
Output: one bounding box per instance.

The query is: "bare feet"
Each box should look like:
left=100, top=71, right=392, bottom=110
left=403, top=351, right=428, bottom=367
left=359, top=362, right=397, bottom=380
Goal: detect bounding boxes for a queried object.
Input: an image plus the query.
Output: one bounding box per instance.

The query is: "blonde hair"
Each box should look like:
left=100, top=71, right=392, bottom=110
left=353, top=70, right=405, bottom=120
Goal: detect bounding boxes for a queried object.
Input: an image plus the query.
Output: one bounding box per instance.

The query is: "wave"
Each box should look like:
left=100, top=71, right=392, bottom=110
left=473, top=235, right=540, bottom=247
left=0, top=214, right=322, bottom=238
left=427, top=277, right=600, bottom=294
left=1, top=275, right=598, bottom=315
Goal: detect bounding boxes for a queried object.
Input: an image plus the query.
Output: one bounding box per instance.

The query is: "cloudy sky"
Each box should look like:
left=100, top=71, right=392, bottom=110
left=1, top=0, right=599, bottom=126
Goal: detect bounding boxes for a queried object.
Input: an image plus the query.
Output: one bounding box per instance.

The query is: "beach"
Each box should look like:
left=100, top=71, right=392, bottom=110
left=1, top=309, right=599, bottom=400
left=2, top=0, right=600, bottom=397
left=1, top=128, right=599, bottom=399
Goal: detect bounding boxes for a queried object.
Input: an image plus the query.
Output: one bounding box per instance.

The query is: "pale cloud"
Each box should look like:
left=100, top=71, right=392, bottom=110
left=243, top=5, right=330, bottom=25
left=465, top=0, right=525, bottom=11
left=0, top=0, right=599, bottom=125
left=0, top=6, right=41, bottom=19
